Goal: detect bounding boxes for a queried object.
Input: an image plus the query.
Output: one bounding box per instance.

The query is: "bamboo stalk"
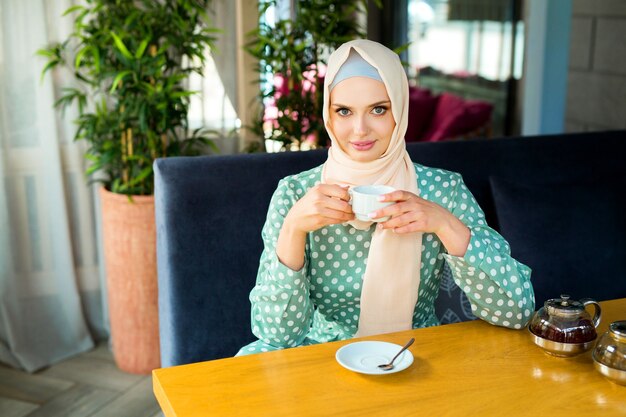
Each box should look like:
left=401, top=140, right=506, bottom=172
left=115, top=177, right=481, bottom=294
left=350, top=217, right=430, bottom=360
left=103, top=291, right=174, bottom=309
left=127, top=128, right=133, bottom=157
left=121, top=129, right=127, bottom=162
left=121, top=130, right=129, bottom=186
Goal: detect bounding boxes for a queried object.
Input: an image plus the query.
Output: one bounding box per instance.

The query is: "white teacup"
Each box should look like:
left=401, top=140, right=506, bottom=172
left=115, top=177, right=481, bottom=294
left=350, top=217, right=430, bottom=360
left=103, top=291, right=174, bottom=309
left=349, top=185, right=396, bottom=222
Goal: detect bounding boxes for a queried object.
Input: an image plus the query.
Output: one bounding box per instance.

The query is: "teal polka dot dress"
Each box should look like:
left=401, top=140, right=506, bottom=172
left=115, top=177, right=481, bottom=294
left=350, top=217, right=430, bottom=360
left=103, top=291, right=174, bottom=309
left=237, top=163, right=534, bottom=355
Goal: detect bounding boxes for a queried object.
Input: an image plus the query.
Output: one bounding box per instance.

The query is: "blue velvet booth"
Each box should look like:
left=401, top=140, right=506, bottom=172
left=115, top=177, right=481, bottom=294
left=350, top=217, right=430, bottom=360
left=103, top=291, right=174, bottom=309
left=154, top=130, right=626, bottom=368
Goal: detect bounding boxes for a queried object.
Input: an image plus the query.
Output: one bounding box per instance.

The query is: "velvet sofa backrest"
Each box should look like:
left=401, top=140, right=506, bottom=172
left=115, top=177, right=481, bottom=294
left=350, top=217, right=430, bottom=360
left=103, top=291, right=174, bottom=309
left=155, top=130, right=626, bottom=367
left=155, top=150, right=327, bottom=367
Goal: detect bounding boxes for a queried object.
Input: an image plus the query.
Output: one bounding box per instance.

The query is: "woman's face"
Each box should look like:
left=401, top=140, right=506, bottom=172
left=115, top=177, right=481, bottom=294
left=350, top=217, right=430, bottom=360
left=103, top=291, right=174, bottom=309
left=328, top=76, right=396, bottom=162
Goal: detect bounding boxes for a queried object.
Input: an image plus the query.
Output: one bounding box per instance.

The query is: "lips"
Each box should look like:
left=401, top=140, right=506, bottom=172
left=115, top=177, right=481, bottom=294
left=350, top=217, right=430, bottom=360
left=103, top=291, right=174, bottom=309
left=350, top=140, right=376, bottom=151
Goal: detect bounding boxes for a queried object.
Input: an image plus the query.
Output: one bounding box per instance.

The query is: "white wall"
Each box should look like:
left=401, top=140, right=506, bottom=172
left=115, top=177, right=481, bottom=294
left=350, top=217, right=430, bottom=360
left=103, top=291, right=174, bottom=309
left=565, top=0, right=626, bottom=132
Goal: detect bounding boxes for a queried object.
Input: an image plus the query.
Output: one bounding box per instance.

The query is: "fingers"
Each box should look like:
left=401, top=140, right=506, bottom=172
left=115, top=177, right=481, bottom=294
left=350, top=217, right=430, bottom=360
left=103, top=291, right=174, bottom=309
left=376, top=190, right=416, bottom=203
left=369, top=195, right=435, bottom=234
left=290, top=184, right=354, bottom=232
left=317, top=206, right=355, bottom=223
left=300, top=203, right=354, bottom=230
left=379, top=211, right=428, bottom=234
left=370, top=190, right=424, bottom=218
left=314, top=184, right=351, bottom=202
left=310, top=185, right=352, bottom=214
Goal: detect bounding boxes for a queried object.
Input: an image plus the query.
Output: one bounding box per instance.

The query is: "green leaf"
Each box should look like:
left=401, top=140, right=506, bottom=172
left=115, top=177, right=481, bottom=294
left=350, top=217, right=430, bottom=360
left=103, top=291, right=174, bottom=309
left=40, top=59, right=60, bottom=82
left=134, top=38, right=150, bottom=59
left=126, top=165, right=153, bottom=187
left=84, top=152, right=99, bottom=162
left=111, top=178, right=122, bottom=193
left=74, top=45, right=91, bottom=69
left=92, top=47, right=101, bottom=74
left=110, top=32, right=133, bottom=60
left=170, top=91, right=196, bottom=99
left=109, top=70, right=132, bottom=93
left=36, top=48, right=57, bottom=58
left=85, top=161, right=102, bottom=176
left=74, top=8, right=90, bottom=26
left=62, top=5, right=85, bottom=16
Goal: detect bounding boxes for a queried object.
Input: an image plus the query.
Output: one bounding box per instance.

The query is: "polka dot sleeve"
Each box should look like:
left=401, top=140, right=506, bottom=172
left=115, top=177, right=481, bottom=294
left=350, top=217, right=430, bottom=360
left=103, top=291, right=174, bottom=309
left=441, top=174, right=535, bottom=329
left=249, top=178, right=314, bottom=348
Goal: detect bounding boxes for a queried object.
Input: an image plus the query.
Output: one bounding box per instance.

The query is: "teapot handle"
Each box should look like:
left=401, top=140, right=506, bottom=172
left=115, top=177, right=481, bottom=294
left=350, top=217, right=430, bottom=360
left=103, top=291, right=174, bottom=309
left=580, top=298, right=602, bottom=328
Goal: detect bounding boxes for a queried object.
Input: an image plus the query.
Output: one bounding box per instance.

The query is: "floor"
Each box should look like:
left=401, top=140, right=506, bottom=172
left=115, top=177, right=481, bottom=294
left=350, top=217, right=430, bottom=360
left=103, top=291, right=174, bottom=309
left=0, top=343, right=164, bottom=417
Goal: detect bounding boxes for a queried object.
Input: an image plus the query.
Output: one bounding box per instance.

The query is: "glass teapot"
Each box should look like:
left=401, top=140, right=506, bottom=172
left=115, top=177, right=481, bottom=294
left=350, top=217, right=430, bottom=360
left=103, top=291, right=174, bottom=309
left=529, top=294, right=602, bottom=345
left=593, top=321, right=626, bottom=385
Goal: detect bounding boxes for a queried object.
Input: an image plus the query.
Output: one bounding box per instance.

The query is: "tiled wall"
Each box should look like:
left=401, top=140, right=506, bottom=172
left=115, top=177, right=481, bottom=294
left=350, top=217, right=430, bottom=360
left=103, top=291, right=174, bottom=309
left=566, top=0, right=626, bottom=131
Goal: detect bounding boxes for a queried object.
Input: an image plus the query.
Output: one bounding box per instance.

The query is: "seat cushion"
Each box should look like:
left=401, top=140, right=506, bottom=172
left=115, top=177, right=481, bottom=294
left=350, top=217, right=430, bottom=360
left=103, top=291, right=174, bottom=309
left=459, top=100, right=493, bottom=133
left=489, top=177, right=626, bottom=306
left=422, top=93, right=493, bottom=142
left=421, top=93, right=467, bottom=142
left=435, top=263, right=477, bottom=324
left=406, top=86, right=438, bottom=142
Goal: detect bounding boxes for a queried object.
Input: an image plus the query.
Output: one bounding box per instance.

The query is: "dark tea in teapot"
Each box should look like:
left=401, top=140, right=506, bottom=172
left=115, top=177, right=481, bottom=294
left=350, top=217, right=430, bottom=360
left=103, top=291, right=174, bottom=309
left=528, top=294, right=601, bottom=344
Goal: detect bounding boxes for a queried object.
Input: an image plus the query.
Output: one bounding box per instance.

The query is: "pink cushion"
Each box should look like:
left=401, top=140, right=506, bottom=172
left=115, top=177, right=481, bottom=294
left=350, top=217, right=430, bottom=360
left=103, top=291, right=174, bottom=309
left=461, top=100, right=493, bottom=132
left=421, top=93, right=466, bottom=142
left=422, top=93, right=493, bottom=142
left=405, top=87, right=438, bottom=142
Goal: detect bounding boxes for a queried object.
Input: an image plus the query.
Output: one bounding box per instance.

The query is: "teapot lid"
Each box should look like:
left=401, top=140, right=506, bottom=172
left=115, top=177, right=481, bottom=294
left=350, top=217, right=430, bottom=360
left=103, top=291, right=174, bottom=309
left=545, top=294, right=584, bottom=315
left=609, top=321, right=626, bottom=339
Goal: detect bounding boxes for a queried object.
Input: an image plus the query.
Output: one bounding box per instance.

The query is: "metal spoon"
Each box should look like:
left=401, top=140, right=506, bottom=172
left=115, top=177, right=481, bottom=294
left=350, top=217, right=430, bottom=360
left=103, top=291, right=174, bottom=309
left=378, top=338, right=415, bottom=371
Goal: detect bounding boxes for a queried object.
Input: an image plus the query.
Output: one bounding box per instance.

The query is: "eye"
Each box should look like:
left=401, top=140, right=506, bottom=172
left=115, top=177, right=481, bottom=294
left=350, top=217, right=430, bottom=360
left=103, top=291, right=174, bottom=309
left=372, top=106, right=388, bottom=115
left=336, top=108, right=351, bottom=117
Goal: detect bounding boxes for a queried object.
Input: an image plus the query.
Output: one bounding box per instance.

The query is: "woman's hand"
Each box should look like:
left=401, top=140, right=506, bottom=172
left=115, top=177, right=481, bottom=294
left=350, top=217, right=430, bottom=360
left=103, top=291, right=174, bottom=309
left=284, top=184, right=354, bottom=234
left=277, top=184, right=353, bottom=270
left=370, top=190, right=471, bottom=257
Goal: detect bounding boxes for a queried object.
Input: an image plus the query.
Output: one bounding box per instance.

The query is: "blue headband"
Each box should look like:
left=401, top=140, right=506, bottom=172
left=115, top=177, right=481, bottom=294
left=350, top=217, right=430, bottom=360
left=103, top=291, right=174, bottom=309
left=329, top=49, right=383, bottom=90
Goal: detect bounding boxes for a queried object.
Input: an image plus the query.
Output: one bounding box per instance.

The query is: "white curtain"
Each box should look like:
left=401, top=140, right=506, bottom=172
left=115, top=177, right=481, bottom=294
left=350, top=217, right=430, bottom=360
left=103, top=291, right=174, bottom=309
left=0, top=0, right=240, bottom=372
left=189, top=0, right=240, bottom=153
left=0, top=0, right=102, bottom=372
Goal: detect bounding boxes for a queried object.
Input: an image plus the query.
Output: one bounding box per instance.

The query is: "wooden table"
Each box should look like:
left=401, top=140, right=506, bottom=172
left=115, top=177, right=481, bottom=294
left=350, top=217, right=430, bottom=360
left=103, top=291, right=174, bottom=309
left=153, top=298, right=626, bottom=416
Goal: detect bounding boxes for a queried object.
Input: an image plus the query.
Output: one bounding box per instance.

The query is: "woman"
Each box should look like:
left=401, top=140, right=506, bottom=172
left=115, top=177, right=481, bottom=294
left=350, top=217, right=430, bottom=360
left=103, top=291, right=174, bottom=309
left=237, top=39, right=534, bottom=355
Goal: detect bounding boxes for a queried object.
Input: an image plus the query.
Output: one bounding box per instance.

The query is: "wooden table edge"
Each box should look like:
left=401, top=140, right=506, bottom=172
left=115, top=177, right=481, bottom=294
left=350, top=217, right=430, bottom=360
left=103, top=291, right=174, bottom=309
left=153, top=368, right=177, bottom=417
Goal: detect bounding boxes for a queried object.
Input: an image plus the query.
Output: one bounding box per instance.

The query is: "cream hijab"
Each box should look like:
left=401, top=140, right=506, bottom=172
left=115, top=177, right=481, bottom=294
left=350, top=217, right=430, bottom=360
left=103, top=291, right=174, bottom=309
left=321, top=39, right=423, bottom=337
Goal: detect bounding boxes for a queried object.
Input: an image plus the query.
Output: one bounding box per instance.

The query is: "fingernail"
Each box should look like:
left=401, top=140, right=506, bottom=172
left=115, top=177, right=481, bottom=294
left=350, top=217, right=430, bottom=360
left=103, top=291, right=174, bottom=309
left=376, top=223, right=383, bottom=231
left=367, top=212, right=377, bottom=219
left=377, top=195, right=385, bottom=202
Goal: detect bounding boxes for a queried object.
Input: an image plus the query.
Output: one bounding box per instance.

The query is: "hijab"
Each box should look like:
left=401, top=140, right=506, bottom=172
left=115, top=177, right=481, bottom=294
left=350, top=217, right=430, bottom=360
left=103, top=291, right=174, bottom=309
left=321, top=39, right=423, bottom=337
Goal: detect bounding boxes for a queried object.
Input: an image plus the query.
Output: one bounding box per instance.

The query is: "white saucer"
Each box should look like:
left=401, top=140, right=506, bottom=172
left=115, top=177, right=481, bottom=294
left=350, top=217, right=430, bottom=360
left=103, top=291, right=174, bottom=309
left=335, top=341, right=414, bottom=375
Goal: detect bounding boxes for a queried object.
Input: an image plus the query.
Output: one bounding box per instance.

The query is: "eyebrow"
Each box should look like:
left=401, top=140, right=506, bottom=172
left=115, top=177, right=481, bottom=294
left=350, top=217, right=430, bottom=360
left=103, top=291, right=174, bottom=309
left=331, top=100, right=391, bottom=108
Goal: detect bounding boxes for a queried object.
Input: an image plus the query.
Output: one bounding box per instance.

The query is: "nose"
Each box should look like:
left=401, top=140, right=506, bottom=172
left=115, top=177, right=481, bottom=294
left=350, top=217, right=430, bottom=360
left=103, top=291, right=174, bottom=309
left=353, top=115, right=369, bottom=137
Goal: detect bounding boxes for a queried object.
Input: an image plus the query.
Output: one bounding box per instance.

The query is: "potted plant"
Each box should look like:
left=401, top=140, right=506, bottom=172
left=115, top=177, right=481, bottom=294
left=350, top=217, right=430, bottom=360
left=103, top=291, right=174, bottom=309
left=39, top=0, right=218, bottom=374
left=245, top=0, right=378, bottom=151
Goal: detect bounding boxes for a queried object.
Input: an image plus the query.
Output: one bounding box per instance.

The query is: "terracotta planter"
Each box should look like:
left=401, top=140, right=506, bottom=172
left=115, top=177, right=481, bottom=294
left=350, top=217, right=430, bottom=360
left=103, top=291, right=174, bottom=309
left=100, top=187, right=160, bottom=374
